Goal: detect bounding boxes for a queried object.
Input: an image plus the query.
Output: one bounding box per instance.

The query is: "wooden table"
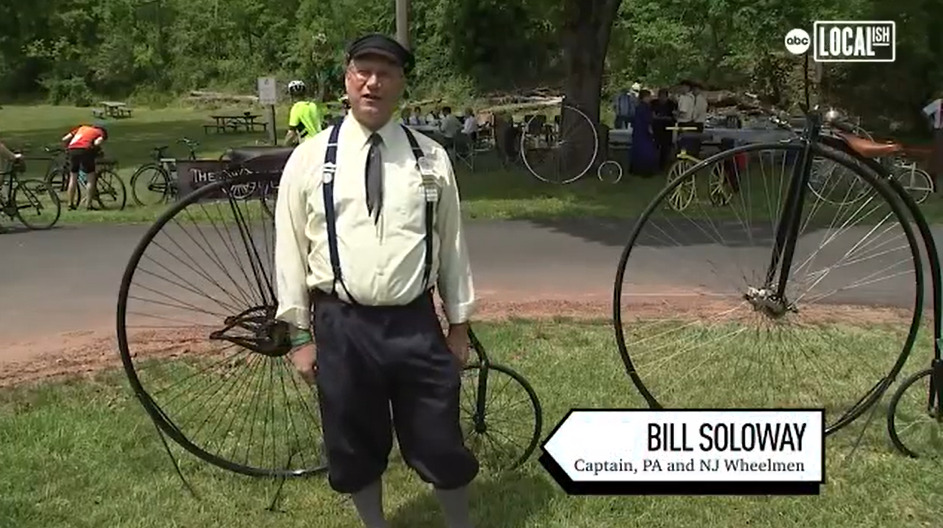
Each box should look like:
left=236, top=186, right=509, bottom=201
left=204, top=113, right=268, bottom=134
left=93, top=101, right=133, bottom=119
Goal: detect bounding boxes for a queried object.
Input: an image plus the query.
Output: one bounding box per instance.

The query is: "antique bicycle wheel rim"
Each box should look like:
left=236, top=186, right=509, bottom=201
left=612, top=140, right=923, bottom=435
left=887, top=368, right=943, bottom=459
left=895, top=167, right=934, bottom=205
left=116, top=170, right=326, bottom=478
left=521, top=104, right=598, bottom=184
left=597, top=160, right=623, bottom=183
left=460, top=363, right=542, bottom=471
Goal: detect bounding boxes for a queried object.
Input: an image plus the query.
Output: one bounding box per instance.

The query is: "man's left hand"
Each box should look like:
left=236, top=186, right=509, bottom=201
left=446, top=324, right=470, bottom=367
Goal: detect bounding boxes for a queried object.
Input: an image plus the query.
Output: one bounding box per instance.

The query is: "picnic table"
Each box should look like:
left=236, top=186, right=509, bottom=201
left=93, top=101, right=133, bottom=119
left=204, top=112, right=268, bottom=134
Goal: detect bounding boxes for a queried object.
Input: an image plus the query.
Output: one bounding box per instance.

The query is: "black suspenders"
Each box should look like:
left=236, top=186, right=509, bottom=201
left=320, top=124, right=435, bottom=306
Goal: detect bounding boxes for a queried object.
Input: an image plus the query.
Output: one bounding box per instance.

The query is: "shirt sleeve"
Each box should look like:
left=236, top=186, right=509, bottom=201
left=274, top=146, right=313, bottom=330
left=288, top=103, right=300, bottom=128
left=434, top=149, right=476, bottom=324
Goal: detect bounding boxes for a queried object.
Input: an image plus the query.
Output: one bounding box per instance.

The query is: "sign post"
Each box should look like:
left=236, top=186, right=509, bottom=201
left=257, top=76, right=278, bottom=145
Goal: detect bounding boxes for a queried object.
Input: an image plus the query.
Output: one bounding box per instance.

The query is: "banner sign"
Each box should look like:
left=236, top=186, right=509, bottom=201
left=175, top=160, right=265, bottom=203
left=539, top=409, right=824, bottom=496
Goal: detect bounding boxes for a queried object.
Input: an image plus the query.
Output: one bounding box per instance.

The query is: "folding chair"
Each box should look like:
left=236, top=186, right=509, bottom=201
left=452, top=133, right=476, bottom=171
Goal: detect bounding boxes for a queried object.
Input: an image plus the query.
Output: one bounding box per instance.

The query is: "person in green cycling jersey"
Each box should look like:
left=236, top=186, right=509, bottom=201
left=285, top=80, right=324, bottom=145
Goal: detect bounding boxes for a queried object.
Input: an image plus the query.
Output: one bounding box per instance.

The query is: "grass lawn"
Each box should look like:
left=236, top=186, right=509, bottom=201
left=4, top=103, right=942, bottom=226
left=1, top=320, right=940, bottom=527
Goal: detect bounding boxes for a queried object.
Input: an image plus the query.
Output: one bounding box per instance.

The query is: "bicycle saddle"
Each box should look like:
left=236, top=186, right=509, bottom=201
left=838, top=132, right=902, bottom=159
left=224, top=146, right=295, bottom=173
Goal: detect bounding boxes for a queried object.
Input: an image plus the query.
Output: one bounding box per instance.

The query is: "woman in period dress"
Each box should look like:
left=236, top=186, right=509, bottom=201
left=630, top=89, right=659, bottom=177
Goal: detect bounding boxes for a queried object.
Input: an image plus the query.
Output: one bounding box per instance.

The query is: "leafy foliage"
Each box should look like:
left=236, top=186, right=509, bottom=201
left=0, top=0, right=938, bottom=132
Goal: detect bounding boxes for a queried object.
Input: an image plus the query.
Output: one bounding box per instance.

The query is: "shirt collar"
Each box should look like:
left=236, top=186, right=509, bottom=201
left=343, top=113, right=401, bottom=149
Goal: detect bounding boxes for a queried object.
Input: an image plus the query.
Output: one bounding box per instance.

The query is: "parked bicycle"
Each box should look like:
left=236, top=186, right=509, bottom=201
left=0, top=156, right=61, bottom=230
left=520, top=101, right=599, bottom=184
left=613, top=89, right=940, bottom=442
left=129, top=138, right=200, bottom=206
left=664, top=125, right=733, bottom=211
left=43, top=146, right=127, bottom=211
left=115, top=168, right=543, bottom=481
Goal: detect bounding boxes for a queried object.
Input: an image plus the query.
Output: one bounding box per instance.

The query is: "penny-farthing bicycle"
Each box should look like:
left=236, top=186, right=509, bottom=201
left=612, top=62, right=941, bottom=443
left=116, top=147, right=543, bottom=487
left=520, top=102, right=599, bottom=184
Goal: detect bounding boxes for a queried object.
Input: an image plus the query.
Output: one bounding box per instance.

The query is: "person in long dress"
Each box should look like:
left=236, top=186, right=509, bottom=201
left=630, top=90, right=659, bottom=177
left=923, top=92, right=942, bottom=192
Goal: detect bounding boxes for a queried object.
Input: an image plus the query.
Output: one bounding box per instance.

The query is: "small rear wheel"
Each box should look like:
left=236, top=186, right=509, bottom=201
left=894, top=167, right=934, bottom=205
left=887, top=367, right=943, bottom=459
left=460, top=362, right=542, bottom=471
left=597, top=160, right=623, bottom=183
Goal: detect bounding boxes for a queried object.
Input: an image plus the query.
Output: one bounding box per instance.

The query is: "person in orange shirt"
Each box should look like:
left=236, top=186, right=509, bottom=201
left=61, top=121, right=108, bottom=210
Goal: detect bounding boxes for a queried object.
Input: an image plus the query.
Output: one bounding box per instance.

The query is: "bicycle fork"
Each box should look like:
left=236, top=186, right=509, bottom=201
left=750, top=122, right=822, bottom=316
left=929, top=357, right=943, bottom=421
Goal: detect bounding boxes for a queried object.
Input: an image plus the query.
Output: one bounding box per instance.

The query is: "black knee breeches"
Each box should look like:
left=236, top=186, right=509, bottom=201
left=312, top=290, right=479, bottom=494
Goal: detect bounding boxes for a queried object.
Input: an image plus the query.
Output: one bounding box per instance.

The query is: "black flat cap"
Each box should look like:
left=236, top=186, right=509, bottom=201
left=346, top=33, right=415, bottom=73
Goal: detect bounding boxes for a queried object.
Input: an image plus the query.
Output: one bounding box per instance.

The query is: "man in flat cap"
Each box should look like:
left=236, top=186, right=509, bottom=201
left=274, top=33, right=478, bottom=528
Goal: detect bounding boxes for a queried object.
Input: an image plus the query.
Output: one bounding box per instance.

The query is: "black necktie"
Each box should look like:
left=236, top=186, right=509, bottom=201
left=365, top=133, right=383, bottom=223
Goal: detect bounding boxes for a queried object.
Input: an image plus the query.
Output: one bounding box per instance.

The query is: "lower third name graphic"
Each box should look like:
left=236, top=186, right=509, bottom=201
left=573, top=457, right=807, bottom=476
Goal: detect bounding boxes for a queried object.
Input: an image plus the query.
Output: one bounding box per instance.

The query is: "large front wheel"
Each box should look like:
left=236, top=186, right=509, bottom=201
left=116, top=171, right=326, bottom=478
left=613, top=141, right=923, bottom=435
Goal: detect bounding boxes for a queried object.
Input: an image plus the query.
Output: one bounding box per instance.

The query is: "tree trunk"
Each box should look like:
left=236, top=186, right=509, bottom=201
left=561, top=0, right=623, bottom=173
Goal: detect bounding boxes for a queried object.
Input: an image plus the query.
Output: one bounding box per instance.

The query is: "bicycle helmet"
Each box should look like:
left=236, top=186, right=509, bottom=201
left=287, top=80, right=307, bottom=96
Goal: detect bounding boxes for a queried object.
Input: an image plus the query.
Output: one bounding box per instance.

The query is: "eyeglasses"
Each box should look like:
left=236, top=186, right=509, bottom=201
left=347, top=64, right=398, bottom=84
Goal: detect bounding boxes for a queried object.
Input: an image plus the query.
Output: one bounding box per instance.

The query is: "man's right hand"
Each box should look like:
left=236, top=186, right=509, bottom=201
left=289, top=343, right=318, bottom=385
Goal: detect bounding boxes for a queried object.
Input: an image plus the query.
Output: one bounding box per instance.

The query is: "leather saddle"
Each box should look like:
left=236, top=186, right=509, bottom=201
left=837, top=132, right=902, bottom=159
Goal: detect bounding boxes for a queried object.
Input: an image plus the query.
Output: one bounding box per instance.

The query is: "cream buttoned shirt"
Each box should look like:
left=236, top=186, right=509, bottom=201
left=274, top=114, right=476, bottom=331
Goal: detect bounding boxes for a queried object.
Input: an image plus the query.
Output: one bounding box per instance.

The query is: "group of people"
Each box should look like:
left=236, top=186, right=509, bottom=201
left=400, top=105, right=479, bottom=146
left=281, top=79, right=481, bottom=154
left=614, top=79, right=710, bottom=176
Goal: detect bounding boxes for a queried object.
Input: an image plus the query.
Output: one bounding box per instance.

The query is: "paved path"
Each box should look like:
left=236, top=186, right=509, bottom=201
left=0, top=218, right=937, bottom=366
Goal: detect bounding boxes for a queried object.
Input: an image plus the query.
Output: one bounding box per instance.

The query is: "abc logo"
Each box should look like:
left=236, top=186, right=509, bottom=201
left=784, top=29, right=811, bottom=54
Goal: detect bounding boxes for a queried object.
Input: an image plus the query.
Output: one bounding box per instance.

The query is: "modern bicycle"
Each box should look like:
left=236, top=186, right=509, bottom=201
left=613, top=86, right=939, bottom=438
left=129, top=138, right=200, bottom=206
left=44, top=146, right=127, bottom=210
left=115, top=166, right=543, bottom=479
left=0, top=155, right=61, bottom=231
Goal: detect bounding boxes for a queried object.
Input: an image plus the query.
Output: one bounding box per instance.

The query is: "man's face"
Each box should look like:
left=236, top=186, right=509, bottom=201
left=345, top=54, right=404, bottom=129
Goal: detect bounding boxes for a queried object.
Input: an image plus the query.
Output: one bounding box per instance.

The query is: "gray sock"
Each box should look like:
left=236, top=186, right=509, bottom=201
left=351, top=480, right=388, bottom=528
left=434, top=486, right=474, bottom=528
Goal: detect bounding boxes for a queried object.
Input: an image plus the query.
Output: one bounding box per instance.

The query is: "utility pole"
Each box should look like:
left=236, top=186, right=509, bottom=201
left=395, top=0, right=409, bottom=50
